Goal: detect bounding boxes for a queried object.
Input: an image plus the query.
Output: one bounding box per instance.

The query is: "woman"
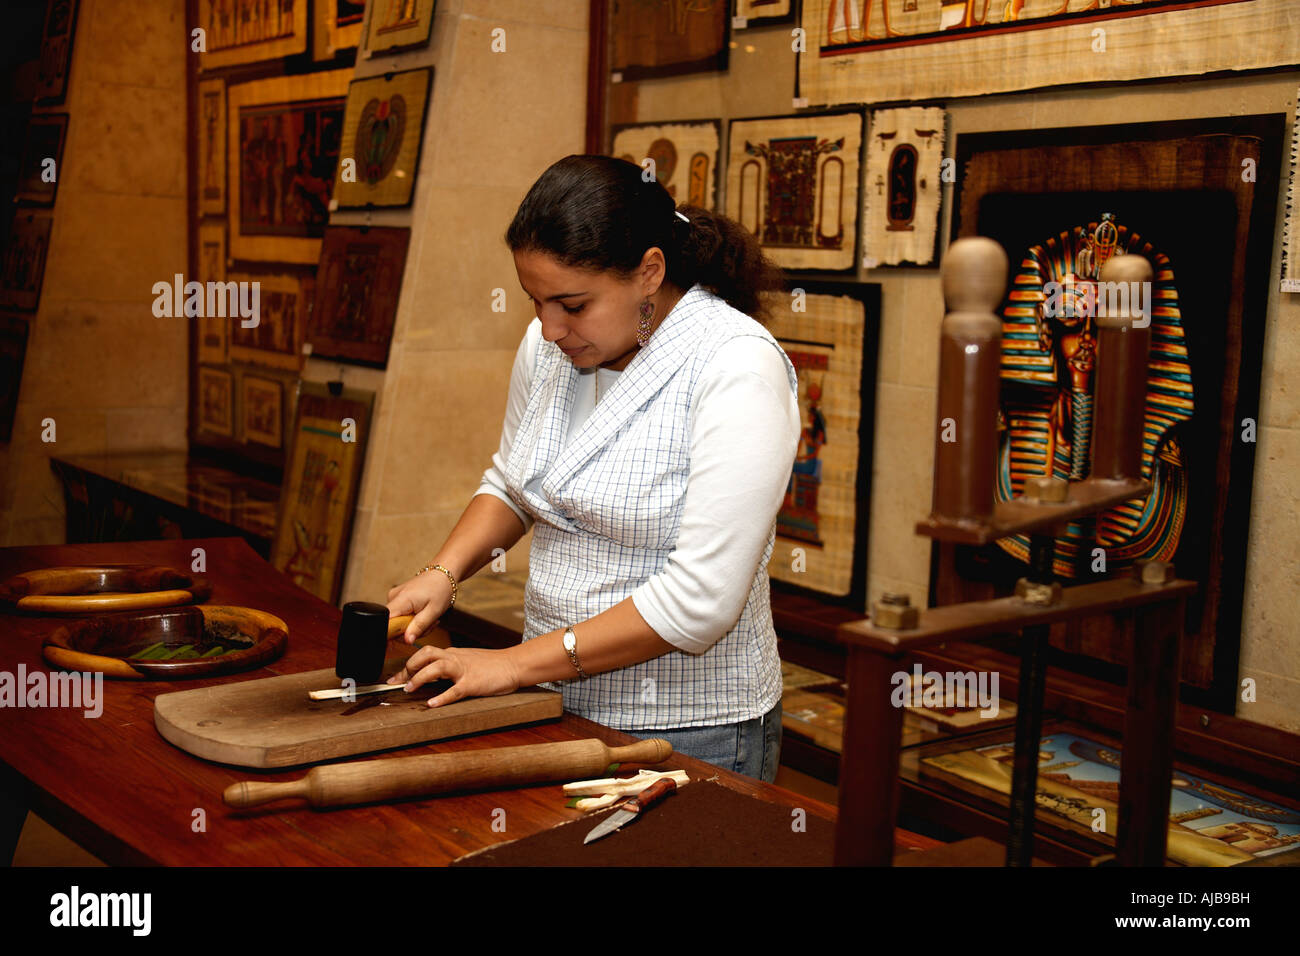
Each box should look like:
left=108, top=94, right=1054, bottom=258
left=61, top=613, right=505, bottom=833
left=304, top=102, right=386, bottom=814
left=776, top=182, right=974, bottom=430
left=385, top=155, right=800, bottom=782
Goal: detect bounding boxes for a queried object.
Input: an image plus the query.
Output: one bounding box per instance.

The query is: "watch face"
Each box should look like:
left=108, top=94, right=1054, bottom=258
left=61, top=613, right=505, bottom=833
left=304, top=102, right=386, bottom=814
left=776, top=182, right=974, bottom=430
left=563, top=629, right=576, bottom=652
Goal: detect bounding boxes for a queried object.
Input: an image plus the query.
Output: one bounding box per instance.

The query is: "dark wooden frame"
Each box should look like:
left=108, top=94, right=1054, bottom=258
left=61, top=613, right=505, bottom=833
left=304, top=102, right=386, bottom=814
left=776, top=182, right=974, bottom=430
left=308, top=225, right=411, bottom=368
left=34, top=0, right=79, bottom=104
left=767, top=279, right=879, bottom=611
left=942, top=114, right=1284, bottom=713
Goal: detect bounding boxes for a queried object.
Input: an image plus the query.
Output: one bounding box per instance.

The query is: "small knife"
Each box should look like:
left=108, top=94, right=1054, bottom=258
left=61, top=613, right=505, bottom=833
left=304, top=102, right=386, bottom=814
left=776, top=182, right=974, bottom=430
left=583, top=777, right=677, bottom=845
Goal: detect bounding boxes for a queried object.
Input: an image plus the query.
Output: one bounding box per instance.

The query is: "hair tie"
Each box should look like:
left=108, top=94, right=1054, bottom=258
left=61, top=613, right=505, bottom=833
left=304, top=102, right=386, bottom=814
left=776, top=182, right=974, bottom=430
left=675, top=210, right=689, bottom=223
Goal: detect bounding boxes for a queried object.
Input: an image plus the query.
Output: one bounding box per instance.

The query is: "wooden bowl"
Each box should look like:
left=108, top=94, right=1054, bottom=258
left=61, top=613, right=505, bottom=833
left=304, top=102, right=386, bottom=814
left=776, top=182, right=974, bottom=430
left=42, top=605, right=287, bottom=679
left=0, top=565, right=212, bottom=614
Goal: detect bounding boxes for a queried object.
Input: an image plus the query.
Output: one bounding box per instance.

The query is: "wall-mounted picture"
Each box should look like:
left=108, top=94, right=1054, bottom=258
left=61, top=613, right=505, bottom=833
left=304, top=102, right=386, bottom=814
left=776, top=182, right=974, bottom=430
left=272, top=382, right=374, bottom=604
left=359, top=0, right=436, bottom=57
left=196, top=222, right=228, bottom=365
left=0, top=315, right=30, bottom=442
left=227, top=70, right=350, bottom=264
left=227, top=271, right=310, bottom=372
left=764, top=281, right=879, bottom=608
left=309, top=225, right=410, bottom=367
left=734, top=0, right=796, bottom=27
left=197, top=77, right=226, bottom=216
left=0, top=212, right=54, bottom=312
left=797, top=0, right=1300, bottom=106
left=241, top=373, right=283, bottom=448
left=198, top=0, right=309, bottom=70
left=610, top=0, right=729, bottom=80
left=16, top=113, right=69, bottom=206
left=610, top=119, right=721, bottom=211
left=920, top=727, right=1300, bottom=867
left=35, top=0, right=78, bottom=103
left=332, top=67, right=431, bottom=209
left=943, top=114, right=1283, bottom=712
left=315, top=0, right=367, bottom=59
left=726, top=110, right=863, bottom=272
left=861, top=106, right=946, bottom=268
left=197, top=366, right=234, bottom=438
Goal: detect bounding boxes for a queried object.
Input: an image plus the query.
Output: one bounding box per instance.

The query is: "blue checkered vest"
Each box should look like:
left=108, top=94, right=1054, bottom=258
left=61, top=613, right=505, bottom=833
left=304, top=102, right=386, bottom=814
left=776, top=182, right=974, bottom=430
left=502, top=285, right=798, bottom=730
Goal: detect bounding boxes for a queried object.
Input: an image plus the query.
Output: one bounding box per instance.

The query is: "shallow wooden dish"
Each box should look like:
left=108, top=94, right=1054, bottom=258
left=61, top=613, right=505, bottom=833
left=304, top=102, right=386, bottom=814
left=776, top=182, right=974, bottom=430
left=0, top=565, right=212, bottom=613
left=42, top=605, right=287, bottom=679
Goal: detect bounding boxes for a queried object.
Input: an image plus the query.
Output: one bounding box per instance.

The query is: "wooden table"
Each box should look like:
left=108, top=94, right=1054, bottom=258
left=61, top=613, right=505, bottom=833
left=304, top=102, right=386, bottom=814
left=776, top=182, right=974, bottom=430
left=0, top=538, right=837, bottom=866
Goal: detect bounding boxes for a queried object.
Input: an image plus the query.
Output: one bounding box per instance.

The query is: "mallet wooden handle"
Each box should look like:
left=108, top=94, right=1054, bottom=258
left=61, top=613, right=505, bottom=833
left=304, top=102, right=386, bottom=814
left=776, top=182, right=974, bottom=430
left=387, top=614, right=413, bottom=640
left=223, top=737, right=674, bottom=810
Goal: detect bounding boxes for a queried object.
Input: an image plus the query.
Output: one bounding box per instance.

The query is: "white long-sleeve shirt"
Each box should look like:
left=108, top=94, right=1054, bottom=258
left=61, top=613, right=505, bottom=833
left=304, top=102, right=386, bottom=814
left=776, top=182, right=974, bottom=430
left=476, top=317, right=801, bottom=653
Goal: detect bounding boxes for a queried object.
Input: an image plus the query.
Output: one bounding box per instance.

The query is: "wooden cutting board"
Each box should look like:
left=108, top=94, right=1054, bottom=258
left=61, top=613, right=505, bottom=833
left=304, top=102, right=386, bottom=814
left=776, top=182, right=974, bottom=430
left=154, top=661, right=563, bottom=768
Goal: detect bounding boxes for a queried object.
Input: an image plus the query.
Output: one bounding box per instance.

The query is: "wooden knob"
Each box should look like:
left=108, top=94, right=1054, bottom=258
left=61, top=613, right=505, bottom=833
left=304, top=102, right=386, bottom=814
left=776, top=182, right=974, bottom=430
left=1098, top=253, right=1152, bottom=286
left=942, top=237, right=1009, bottom=314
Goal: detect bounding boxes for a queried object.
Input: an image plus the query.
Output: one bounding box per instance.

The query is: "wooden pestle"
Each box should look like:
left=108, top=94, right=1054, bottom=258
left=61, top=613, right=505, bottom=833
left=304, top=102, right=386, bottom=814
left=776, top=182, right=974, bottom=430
left=930, top=237, right=1009, bottom=524
left=223, top=737, right=675, bottom=810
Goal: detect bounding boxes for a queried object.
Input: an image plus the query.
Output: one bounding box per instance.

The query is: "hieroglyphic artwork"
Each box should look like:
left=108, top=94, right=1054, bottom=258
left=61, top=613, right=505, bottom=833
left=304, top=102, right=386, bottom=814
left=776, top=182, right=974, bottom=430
left=198, top=0, right=309, bottom=69
left=228, top=272, right=309, bottom=372
left=798, top=0, right=1300, bottom=105
left=0, top=213, right=53, bottom=312
left=309, top=226, right=410, bottom=367
left=922, top=730, right=1300, bottom=866
left=35, top=0, right=78, bottom=103
left=197, top=223, right=228, bottom=365
left=198, top=78, right=225, bottom=216
left=332, top=68, right=431, bottom=209
left=764, top=284, right=878, bottom=607
left=611, top=120, right=721, bottom=210
left=241, top=374, right=283, bottom=447
left=227, top=70, right=350, bottom=264
left=996, top=215, right=1193, bottom=579
left=197, top=366, right=234, bottom=438
left=359, top=0, right=436, bottom=57
left=272, top=383, right=372, bottom=604
left=862, top=106, right=945, bottom=268
left=315, top=0, right=367, bottom=58
left=611, top=0, right=729, bottom=80
left=734, top=0, right=795, bottom=26
left=726, top=111, right=862, bottom=271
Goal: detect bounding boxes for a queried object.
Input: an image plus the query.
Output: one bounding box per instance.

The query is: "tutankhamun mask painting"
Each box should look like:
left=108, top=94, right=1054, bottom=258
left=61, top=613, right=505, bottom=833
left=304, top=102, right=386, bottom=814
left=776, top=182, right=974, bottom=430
left=996, top=214, right=1195, bottom=577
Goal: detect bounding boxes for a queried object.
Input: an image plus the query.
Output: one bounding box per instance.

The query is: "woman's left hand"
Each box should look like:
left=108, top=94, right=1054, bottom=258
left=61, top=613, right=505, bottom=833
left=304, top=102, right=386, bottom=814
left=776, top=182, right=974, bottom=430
left=387, top=645, right=522, bottom=708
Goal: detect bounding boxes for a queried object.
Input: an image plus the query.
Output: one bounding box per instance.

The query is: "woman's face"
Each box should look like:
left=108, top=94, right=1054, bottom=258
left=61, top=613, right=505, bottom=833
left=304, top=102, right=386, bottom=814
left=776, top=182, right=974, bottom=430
left=513, top=248, right=663, bottom=372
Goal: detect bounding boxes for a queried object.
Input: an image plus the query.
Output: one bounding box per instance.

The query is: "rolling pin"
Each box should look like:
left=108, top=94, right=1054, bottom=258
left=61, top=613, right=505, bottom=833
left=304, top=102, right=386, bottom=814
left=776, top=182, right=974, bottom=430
left=224, top=737, right=674, bottom=810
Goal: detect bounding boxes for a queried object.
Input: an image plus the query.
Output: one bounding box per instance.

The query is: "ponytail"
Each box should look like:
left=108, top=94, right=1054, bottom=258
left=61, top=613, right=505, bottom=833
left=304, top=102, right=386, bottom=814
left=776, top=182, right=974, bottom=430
left=506, top=155, right=784, bottom=321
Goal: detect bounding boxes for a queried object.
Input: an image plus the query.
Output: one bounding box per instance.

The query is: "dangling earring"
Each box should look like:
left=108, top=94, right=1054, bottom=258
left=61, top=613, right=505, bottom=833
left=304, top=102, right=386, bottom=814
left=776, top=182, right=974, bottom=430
left=636, top=299, right=655, bottom=347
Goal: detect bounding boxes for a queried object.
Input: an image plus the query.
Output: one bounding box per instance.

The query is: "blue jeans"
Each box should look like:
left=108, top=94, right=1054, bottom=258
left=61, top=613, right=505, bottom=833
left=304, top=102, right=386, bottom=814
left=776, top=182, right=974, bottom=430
left=641, top=702, right=782, bottom=783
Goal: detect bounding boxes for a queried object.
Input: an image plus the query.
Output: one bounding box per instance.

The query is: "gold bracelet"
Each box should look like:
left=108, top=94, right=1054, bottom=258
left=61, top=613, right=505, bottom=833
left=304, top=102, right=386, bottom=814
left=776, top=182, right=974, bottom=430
left=416, top=563, right=457, bottom=609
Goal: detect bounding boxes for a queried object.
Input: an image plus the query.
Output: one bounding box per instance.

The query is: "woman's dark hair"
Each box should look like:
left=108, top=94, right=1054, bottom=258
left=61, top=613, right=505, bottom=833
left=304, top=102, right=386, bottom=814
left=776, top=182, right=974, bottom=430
left=505, top=154, right=784, bottom=320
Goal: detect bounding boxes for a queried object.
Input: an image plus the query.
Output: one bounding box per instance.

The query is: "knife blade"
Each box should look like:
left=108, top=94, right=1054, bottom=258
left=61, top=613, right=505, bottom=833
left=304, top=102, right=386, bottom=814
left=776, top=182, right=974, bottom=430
left=583, top=777, right=677, bottom=845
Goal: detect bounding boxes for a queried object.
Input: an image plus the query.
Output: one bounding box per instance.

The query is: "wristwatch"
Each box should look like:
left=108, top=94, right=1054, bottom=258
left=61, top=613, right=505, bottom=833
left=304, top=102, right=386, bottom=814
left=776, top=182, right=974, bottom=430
left=562, top=627, right=589, bottom=680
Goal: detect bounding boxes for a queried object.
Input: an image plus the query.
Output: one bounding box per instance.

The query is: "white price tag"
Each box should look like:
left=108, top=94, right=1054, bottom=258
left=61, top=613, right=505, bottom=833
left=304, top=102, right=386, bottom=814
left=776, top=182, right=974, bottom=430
left=792, top=96, right=809, bottom=109
left=611, top=71, right=623, bottom=83
left=1282, top=278, right=1300, bottom=293
left=732, top=16, right=748, bottom=29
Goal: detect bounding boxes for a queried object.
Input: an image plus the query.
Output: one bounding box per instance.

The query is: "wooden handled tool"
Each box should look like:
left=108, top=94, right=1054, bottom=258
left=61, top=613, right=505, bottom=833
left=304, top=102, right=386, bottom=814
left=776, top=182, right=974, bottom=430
left=223, top=737, right=674, bottom=810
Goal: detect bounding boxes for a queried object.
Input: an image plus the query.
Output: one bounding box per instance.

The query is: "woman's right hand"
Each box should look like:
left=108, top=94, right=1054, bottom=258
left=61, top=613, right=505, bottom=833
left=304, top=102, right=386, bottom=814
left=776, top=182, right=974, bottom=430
left=386, top=570, right=455, bottom=644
